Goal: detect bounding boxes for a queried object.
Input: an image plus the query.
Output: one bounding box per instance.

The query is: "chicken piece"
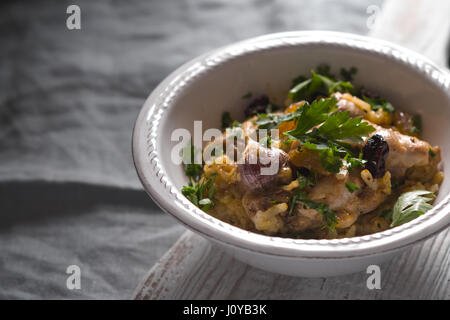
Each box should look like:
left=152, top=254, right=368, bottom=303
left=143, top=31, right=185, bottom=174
left=406, top=146, right=442, bottom=183
left=308, top=173, right=364, bottom=212
left=286, top=207, right=323, bottom=232
left=368, top=124, right=432, bottom=178
left=288, top=171, right=388, bottom=233
left=334, top=94, right=432, bottom=178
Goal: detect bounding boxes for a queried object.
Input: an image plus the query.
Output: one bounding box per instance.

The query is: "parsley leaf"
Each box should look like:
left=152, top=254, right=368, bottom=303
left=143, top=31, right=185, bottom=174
left=344, top=152, right=366, bottom=170
left=255, top=110, right=301, bottom=130
left=390, top=190, right=435, bottom=227
left=429, top=148, right=436, bottom=158
left=289, top=69, right=355, bottom=102
left=283, top=97, right=375, bottom=173
left=185, top=163, right=203, bottom=180
left=284, top=98, right=337, bottom=137
left=316, top=111, right=375, bottom=142
left=298, top=171, right=316, bottom=189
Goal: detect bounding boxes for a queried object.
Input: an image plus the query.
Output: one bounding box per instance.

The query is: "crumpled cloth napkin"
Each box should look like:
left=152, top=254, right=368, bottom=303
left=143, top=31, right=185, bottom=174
left=0, top=0, right=382, bottom=299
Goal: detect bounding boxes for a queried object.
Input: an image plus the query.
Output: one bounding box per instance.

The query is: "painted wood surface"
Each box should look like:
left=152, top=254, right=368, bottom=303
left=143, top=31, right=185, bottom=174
left=134, top=0, right=450, bottom=300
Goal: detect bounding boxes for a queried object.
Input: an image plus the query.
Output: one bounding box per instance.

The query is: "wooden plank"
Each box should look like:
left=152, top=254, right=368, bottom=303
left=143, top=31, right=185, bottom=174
left=134, top=229, right=449, bottom=299
left=134, top=0, right=450, bottom=300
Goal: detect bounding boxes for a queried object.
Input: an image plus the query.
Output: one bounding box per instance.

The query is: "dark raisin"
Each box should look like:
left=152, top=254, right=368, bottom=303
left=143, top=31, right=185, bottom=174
left=244, top=95, right=269, bottom=118
left=362, top=134, right=389, bottom=178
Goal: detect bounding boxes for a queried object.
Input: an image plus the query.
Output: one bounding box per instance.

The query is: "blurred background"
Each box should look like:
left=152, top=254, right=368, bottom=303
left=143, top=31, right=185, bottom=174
left=0, top=0, right=448, bottom=299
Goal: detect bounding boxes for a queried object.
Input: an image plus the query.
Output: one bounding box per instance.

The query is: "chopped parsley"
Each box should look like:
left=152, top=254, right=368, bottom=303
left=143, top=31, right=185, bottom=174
left=182, top=174, right=217, bottom=212
left=298, top=171, right=316, bottom=189
left=288, top=64, right=357, bottom=103
left=182, top=142, right=217, bottom=211
left=185, top=163, right=203, bottom=180
left=361, top=95, right=395, bottom=113
left=363, top=94, right=392, bottom=113
left=345, top=182, right=360, bottom=193
left=289, top=71, right=355, bottom=102
left=288, top=189, right=337, bottom=233
left=429, top=148, right=436, bottom=158
left=183, top=141, right=203, bottom=181
left=221, top=112, right=241, bottom=130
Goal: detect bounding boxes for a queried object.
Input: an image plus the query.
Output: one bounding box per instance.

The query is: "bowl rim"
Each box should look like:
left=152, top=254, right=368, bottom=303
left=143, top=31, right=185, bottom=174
left=133, top=31, right=450, bottom=258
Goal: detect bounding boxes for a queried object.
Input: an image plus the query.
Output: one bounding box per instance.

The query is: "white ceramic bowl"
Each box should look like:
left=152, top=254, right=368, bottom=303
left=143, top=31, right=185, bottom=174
left=133, top=31, right=450, bottom=277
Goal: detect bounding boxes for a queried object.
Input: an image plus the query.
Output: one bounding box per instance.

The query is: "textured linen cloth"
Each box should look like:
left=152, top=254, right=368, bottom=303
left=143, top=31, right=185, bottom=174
left=0, top=0, right=383, bottom=299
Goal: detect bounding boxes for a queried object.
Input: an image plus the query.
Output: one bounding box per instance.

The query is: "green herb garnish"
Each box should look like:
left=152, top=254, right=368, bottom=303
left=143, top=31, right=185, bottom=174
left=284, top=97, right=375, bottom=173
left=221, top=112, right=241, bottom=130
left=221, top=112, right=233, bottom=129
left=255, top=110, right=301, bottom=130
left=429, top=148, right=436, bottom=158
left=390, top=190, right=435, bottom=227
left=298, top=171, right=316, bottom=189
left=183, top=141, right=203, bottom=181
left=345, top=182, right=360, bottom=193
left=288, top=189, right=337, bottom=233
left=289, top=71, right=355, bottom=102
left=362, top=95, right=395, bottom=113
left=182, top=174, right=217, bottom=211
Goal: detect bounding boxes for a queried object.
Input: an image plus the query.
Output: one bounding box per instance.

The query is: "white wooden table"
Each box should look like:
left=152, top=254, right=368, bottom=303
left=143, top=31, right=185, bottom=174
left=134, top=0, right=450, bottom=300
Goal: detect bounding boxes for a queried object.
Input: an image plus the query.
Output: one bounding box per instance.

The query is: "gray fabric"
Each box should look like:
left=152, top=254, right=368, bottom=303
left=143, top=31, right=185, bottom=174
left=0, top=0, right=382, bottom=299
